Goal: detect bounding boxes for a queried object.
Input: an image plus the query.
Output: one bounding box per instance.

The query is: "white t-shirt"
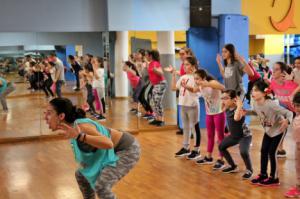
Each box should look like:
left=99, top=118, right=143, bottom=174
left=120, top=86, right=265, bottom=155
left=92, top=68, right=105, bottom=88
left=200, top=86, right=223, bottom=115
left=176, top=74, right=200, bottom=107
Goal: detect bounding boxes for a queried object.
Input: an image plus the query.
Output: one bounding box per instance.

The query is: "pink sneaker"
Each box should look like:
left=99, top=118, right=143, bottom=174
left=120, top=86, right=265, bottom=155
left=285, top=187, right=300, bottom=198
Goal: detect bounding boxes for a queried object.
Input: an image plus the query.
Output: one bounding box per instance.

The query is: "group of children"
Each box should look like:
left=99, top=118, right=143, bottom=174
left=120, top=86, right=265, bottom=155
left=123, top=49, right=167, bottom=126
left=170, top=44, right=300, bottom=198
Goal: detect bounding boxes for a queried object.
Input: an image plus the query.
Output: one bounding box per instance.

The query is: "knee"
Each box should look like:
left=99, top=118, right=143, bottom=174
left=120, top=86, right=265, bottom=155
left=218, top=143, right=226, bottom=152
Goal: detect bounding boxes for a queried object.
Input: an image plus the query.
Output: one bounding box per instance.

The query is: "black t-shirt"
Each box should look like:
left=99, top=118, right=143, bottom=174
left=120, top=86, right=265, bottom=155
left=226, top=108, right=251, bottom=138
left=71, top=61, right=82, bottom=73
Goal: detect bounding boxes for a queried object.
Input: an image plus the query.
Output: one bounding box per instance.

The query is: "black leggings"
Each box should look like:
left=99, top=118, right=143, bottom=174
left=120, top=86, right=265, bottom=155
left=194, top=122, right=201, bottom=148
left=138, top=83, right=153, bottom=113
left=260, top=132, right=285, bottom=178
left=43, top=79, right=54, bottom=97
left=219, top=135, right=252, bottom=171
left=86, top=84, right=96, bottom=113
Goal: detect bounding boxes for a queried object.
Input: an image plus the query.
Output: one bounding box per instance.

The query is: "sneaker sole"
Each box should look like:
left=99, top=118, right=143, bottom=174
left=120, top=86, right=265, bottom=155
left=284, top=193, right=300, bottom=198
left=196, top=161, right=214, bottom=165
left=222, top=168, right=239, bottom=173
left=187, top=155, right=201, bottom=160
left=277, top=155, right=287, bottom=158
left=213, top=165, right=226, bottom=170
left=175, top=153, right=191, bottom=157
left=259, top=183, right=280, bottom=187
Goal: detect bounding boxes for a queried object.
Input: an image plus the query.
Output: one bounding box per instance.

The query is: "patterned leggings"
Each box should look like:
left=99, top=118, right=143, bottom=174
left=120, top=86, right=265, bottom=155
left=75, top=140, right=141, bottom=199
left=152, top=80, right=167, bottom=117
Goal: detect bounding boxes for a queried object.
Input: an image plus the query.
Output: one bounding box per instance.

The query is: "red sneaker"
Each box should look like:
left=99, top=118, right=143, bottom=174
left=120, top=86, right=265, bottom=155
left=285, top=187, right=300, bottom=198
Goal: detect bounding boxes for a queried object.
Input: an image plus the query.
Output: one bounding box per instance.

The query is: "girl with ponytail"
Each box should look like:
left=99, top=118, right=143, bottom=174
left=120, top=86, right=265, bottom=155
left=45, top=97, right=140, bottom=199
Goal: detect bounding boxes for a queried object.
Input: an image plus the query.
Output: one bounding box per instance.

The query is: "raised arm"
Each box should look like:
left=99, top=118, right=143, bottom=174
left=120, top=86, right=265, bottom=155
left=216, top=54, right=225, bottom=78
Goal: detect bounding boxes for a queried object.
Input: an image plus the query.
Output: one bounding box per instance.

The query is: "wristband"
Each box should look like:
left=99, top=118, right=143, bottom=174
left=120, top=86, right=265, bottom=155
left=76, top=132, right=84, bottom=141
left=83, top=134, right=87, bottom=143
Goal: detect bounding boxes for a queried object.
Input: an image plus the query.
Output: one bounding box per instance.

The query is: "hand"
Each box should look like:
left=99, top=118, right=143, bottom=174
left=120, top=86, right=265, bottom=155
left=279, top=119, right=289, bottom=132
left=235, top=97, right=243, bottom=108
left=236, top=53, right=246, bottom=64
left=164, top=65, right=174, bottom=73
left=282, top=71, right=294, bottom=81
left=57, top=123, right=80, bottom=139
left=216, top=54, right=222, bottom=64
left=181, top=79, right=188, bottom=88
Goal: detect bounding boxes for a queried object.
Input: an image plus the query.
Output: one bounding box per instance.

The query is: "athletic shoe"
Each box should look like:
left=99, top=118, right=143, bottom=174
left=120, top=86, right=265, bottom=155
left=147, top=116, right=155, bottom=121
left=149, top=119, right=160, bottom=125
left=277, top=149, right=287, bottom=158
left=213, top=159, right=225, bottom=170
left=196, top=156, right=213, bottom=165
left=155, top=121, right=165, bottom=127
left=176, top=129, right=183, bottom=135
left=285, top=186, right=300, bottom=198
left=187, top=150, right=201, bottom=160
left=142, top=113, right=153, bottom=119
left=259, top=177, right=280, bottom=186
left=136, top=112, right=142, bottom=117
left=130, top=108, right=137, bottom=113
left=222, top=165, right=239, bottom=173
left=242, top=170, right=253, bottom=179
left=251, top=174, right=268, bottom=185
left=175, top=148, right=191, bottom=157
left=95, top=114, right=106, bottom=121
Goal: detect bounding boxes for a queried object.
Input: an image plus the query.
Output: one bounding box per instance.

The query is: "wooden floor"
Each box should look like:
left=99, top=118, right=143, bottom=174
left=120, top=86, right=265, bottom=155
left=0, top=126, right=296, bottom=199
left=0, top=84, right=176, bottom=140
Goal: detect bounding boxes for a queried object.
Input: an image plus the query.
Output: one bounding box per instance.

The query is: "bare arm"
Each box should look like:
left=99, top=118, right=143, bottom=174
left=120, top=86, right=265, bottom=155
left=216, top=54, right=225, bottom=78
left=153, top=66, right=164, bottom=76
left=171, top=71, right=178, bottom=91
left=77, top=123, right=114, bottom=149
left=202, top=80, right=225, bottom=91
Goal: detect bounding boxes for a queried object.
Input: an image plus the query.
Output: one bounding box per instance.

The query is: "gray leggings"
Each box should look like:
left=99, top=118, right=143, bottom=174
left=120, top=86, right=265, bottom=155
left=181, top=106, right=200, bottom=150
left=219, top=135, right=253, bottom=171
left=152, top=80, right=167, bottom=117
left=75, top=140, right=141, bottom=199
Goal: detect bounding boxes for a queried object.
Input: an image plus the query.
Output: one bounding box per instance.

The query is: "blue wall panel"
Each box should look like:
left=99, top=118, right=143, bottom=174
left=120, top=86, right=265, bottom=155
left=187, top=27, right=219, bottom=128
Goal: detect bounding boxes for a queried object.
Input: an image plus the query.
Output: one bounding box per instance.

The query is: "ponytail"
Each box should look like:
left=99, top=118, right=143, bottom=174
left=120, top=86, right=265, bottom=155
left=50, top=98, right=86, bottom=123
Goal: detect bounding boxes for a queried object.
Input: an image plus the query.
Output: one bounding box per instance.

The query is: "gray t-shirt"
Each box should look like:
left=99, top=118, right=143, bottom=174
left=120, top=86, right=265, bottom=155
left=252, top=99, right=293, bottom=137
left=224, top=61, right=245, bottom=96
left=55, top=58, right=65, bottom=81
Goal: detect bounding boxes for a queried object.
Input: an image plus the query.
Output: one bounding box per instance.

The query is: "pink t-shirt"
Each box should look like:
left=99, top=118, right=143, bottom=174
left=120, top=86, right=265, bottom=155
left=270, top=79, right=299, bottom=112
left=248, top=62, right=261, bottom=82
left=126, top=71, right=140, bottom=88
left=148, top=61, right=165, bottom=85
left=179, top=63, right=186, bottom=76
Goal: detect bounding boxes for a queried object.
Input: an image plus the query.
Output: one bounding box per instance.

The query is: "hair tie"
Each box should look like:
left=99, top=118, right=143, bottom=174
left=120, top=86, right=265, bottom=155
left=264, top=87, right=272, bottom=94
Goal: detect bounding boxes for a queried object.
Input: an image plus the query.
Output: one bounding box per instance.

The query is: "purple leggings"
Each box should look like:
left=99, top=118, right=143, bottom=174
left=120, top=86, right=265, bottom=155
left=206, top=112, right=225, bottom=155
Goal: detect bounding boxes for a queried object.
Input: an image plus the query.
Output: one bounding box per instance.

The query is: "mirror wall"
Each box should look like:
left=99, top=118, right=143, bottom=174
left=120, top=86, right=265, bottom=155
left=0, top=31, right=183, bottom=142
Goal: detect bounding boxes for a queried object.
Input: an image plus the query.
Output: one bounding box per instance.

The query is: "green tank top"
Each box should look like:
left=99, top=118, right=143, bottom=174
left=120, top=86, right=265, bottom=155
left=0, top=77, right=7, bottom=94
left=71, top=118, right=119, bottom=189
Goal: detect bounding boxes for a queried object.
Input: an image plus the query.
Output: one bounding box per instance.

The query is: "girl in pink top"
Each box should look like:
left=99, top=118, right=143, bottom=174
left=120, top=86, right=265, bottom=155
left=264, top=61, right=300, bottom=156
left=123, top=61, right=143, bottom=113
left=285, top=92, right=300, bottom=198
left=146, top=50, right=167, bottom=126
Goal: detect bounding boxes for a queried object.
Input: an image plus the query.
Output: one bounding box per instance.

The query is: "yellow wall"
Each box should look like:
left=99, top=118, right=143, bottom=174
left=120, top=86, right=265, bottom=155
left=249, top=38, right=264, bottom=56
left=128, top=31, right=186, bottom=53
left=242, top=0, right=300, bottom=34
left=264, top=35, right=285, bottom=55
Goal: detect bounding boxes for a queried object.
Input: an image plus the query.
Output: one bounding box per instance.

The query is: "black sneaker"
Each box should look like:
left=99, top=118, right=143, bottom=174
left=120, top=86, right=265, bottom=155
left=155, top=121, right=165, bottom=127
left=222, top=165, right=239, bottom=173
left=95, top=115, right=106, bottom=121
left=175, top=148, right=191, bottom=157
left=176, top=129, right=183, bottom=135
left=277, top=149, right=287, bottom=158
left=187, top=150, right=201, bottom=160
left=130, top=108, right=137, bottom=113
left=149, top=120, right=159, bottom=125
left=242, top=170, right=253, bottom=179
left=259, top=177, right=280, bottom=187
left=213, top=159, right=225, bottom=170
left=196, top=156, right=213, bottom=165
left=251, top=174, right=268, bottom=185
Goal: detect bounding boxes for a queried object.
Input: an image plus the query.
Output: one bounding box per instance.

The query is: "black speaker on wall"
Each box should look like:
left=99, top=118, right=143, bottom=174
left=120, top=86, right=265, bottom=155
left=190, top=0, right=211, bottom=27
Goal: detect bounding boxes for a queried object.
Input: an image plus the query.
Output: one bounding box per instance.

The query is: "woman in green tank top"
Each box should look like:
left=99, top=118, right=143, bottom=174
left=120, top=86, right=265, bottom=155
left=45, top=97, right=140, bottom=199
